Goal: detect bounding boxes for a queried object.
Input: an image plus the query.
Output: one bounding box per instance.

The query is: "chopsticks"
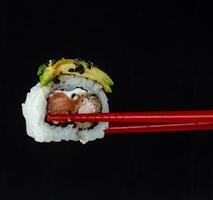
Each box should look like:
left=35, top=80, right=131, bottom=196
left=105, top=122, right=213, bottom=134
left=47, top=111, right=213, bottom=123
left=46, top=110, right=213, bottom=134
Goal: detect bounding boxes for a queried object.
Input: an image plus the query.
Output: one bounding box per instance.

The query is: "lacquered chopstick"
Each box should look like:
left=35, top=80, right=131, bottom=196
left=46, top=111, right=213, bottom=134
left=105, top=122, right=213, bottom=134
left=46, top=110, right=213, bottom=123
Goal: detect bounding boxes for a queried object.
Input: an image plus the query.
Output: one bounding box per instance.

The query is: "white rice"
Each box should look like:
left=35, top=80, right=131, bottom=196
left=22, top=75, right=109, bottom=143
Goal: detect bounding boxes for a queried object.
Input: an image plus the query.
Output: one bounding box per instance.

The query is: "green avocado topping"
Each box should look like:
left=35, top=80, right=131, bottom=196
left=37, top=58, right=114, bottom=93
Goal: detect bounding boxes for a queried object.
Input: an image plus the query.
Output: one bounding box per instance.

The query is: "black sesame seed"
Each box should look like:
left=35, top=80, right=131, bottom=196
left=75, top=65, right=85, bottom=74
left=54, top=78, right=60, bottom=84
left=60, top=123, right=68, bottom=127
left=75, top=65, right=84, bottom=70
left=87, top=61, right=93, bottom=69
left=88, top=63, right=92, bottom=69
left=68, top=68, right=75, bottom=72
left=77, top=87, right=88, bottom=92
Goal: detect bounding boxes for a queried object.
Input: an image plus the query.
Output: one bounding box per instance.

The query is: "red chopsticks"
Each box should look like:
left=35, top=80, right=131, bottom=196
left=46, top=110, right=213, bottom=134
left=105, top=122, right=213, bottom=134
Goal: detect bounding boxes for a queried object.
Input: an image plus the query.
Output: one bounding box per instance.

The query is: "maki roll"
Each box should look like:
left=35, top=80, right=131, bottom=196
left=22, top=58, right=113, bottom=143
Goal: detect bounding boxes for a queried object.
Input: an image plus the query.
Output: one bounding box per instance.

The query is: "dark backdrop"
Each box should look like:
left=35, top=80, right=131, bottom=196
left=1, top=1, right=213, bottom=200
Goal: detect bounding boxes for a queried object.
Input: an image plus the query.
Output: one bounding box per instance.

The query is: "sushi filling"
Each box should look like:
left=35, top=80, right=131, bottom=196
left=46, top=88, right=102, bottom=129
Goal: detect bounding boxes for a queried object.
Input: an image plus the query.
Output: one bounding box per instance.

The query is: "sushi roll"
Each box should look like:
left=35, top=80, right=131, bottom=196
left=22, top=58, right=113, bottom=143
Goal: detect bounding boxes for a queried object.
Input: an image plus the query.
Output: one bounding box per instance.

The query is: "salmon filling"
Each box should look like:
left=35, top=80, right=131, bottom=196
left=46, top=88, right=102, bottom=129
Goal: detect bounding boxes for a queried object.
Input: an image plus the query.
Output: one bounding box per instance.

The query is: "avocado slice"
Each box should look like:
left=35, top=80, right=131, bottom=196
left=37, top=58, right=114, bottom=93
left=37, top=63, right=55, bottom=86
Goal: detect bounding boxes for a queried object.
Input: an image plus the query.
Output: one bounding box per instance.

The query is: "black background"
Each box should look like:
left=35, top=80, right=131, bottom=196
left=1, top=1, right=213, bottom=199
